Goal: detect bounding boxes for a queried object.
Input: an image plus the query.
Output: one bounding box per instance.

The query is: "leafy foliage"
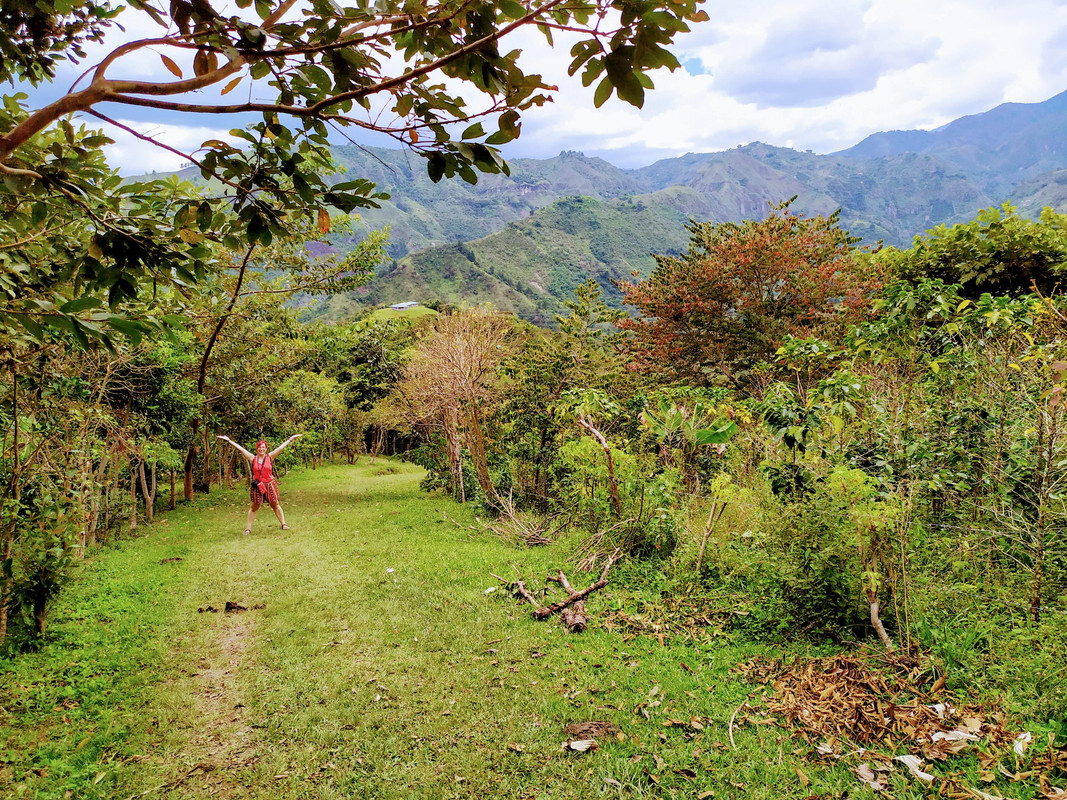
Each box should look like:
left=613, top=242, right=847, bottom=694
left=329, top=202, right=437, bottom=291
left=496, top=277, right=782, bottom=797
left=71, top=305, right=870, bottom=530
left=1, top=0, right=708, bottom=192
left=882, top=203, right=1067, bottom=297
left=617, top=199, right=884, bottom=387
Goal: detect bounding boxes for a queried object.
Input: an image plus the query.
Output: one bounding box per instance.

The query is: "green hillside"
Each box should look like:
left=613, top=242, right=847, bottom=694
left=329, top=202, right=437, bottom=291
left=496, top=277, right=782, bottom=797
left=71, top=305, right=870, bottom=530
left=837, top=89, right=1067, bottom=197
left=327, top=147, right=644, bottom=259
left=317, top=145, right=1011, bottom=323
left=633, top=143, right=994, bottom=244
left=1011, top=169, right=1067, bottom=219
left=330, top=194, right=693, bottom=326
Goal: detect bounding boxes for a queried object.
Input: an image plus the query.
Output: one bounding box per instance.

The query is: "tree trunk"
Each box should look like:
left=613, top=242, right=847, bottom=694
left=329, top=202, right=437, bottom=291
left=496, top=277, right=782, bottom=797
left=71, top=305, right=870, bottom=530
left=465, top=403, right=494, bottom=498
left=576, top=413, right=622, bottom=520
left=103, top=458, right=114, bottom=538
left=0, top=534, right=10, bottom=645
left=138, top=461, right=154, bottom=522
left=183, top=434, right=196, bottom=501
left=185, top=244, right=257, bottom=501
left=0, top=370, right=19, bottom=644
left=129, top=460, right=138, bottom=533
left=90, top=446, right=113, bottom=546
left=169, top=469, right=176, bottom=510
left=867, top=588, right=894, bottom=651
left=696, top=500, right=728, bottom=574
left=444, top=420, right=464, bottom=502
left=34, top=597, right=48, bottom=636
left=200, top=426, right=213, bottom=492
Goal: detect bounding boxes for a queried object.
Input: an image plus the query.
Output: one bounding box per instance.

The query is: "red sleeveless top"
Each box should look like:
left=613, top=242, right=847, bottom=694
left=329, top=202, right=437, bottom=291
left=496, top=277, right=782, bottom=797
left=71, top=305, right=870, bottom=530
left=252, top=455, right=274, bottom=484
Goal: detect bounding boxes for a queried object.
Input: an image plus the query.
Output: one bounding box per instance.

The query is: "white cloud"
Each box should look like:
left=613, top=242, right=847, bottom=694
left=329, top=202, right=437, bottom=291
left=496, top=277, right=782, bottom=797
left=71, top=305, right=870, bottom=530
left=505, top=0, right=1067, bottom=162
left=100, top=120, right=244, bottom=175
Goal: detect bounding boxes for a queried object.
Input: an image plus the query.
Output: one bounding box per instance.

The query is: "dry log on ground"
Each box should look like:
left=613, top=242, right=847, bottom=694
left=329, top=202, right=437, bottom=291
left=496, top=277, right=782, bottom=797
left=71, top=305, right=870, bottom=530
left=532, top=559, right=613, bottom=620
left=562, top=600, right=587, bottom=632
left=496, top=557, right=616, bottom=633
left=533, top=563, right=610, bottom=618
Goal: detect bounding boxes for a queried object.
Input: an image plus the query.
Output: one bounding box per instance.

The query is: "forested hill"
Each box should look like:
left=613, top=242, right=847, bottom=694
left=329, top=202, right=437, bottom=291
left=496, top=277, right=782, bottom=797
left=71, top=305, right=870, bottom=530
left=837, top=89, right=1067, bottom=199
left=307, top=91, right=1067, bottom=323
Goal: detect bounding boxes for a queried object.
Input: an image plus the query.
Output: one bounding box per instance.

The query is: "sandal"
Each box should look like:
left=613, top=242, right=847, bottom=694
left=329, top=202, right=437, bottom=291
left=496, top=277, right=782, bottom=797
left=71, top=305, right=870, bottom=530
left=281, top=524, right=290, bottom=530
left=243, top=529, right=251, bottom=536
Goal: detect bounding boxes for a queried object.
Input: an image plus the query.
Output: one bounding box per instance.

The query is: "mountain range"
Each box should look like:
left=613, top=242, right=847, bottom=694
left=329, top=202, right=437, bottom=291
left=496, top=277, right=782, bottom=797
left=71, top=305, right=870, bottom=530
left=298, top=90, right=1067, bottom=325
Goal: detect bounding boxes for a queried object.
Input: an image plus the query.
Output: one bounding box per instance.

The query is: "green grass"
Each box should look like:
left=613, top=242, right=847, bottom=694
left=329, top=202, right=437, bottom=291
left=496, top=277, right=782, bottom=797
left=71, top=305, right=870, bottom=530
left=1, top=461, right=1052, bottom=799
left=364, top=305, right=439, bottom=323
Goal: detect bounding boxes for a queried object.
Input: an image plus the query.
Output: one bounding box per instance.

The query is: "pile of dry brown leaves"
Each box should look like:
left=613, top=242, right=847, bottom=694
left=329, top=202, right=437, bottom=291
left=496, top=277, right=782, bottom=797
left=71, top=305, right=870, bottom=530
left=734, top=652, right=1067, bottom=799
left=601, top=595, right=740, bottom=644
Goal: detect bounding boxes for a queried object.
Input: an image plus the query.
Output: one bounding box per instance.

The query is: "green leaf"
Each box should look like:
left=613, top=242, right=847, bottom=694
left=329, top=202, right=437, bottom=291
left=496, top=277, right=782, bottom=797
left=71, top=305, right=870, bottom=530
left=59, top=297, right=102, bottom=314
left=593, top=76, right=613, bottom=108
left=498, top=109, right=521, bottom=137
left=498, top=0, right=525, bottom=19
left=12, top=313, right=44, bottom=343
left=461, top=122, right=486, bottom=140
left=196, top=201, right=213, bottom=232
left=107, top=317, right=147, bottom=347
left=426, top=153, right=446, bottom=183
left=692, top=422, right=737, bottom=445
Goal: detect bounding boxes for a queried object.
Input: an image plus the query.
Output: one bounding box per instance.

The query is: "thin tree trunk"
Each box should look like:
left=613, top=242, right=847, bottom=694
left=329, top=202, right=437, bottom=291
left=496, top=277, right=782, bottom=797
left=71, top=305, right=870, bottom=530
left=129, top=460, right=138, bottom=533
left=868, top=588, right=895, bottom=651
left=696, top=500, right=728, bottom=574
left=138, top=461, right=155, bottom=522
left=465, top=403, right=494, bottom=498
left=169, top=468, right=176, bottom=510
left=200, top=426, right=212, bottom=492
left=103, top=458, right=113, bottom=538
left=183, top=441, right=195, bottom=501
left=444, top=420, right=464, bottom=502
left=185, top=245, right=257, bottom=500
left=0, top=365, right=17, bottom=643
left=576, top=413, right=622, bottom=520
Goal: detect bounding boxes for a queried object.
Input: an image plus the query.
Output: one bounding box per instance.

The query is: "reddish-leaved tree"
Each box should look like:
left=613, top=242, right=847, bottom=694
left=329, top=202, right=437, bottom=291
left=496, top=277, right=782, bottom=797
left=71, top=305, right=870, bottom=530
left=616, top=200, right=882, bottom=387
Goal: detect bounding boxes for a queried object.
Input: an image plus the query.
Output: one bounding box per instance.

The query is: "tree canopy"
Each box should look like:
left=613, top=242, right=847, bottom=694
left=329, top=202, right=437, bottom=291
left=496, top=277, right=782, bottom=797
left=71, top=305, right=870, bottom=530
left=879, top=203, right=1067, bottom=298
left=616, top=200, right=884, bottom=387
left=1, top=0, right=708, bottom=180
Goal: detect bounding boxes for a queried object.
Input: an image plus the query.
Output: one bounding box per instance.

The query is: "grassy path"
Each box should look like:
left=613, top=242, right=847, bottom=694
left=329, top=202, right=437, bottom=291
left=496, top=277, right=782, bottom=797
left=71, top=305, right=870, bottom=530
left=1, top=462, right=829, bottom=799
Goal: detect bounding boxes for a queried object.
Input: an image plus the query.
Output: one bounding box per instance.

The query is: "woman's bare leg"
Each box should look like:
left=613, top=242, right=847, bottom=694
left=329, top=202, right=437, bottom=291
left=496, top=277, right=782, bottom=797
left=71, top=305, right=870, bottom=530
left=270, top=501, right=288, bottom=528
left=245, top=503, right=259, bottom=533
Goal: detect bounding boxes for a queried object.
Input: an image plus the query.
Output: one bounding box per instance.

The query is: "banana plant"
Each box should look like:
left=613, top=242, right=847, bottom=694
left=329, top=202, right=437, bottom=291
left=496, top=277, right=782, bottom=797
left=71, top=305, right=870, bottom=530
left=640, top=397, right=737, bottom=488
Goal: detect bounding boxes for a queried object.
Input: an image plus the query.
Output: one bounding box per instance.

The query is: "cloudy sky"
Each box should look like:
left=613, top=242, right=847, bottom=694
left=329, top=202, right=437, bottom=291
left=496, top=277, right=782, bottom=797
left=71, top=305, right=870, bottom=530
left=13, top=0, right=1067, bottom=172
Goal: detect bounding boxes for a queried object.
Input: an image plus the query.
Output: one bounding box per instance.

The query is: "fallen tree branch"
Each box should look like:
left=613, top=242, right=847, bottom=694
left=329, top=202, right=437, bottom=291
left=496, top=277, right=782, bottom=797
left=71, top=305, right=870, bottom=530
left=495, top=551, right=619, bottom=632
left=514, top=580, right=542, bottom=609
left=532, top=557, right=615, bottom=620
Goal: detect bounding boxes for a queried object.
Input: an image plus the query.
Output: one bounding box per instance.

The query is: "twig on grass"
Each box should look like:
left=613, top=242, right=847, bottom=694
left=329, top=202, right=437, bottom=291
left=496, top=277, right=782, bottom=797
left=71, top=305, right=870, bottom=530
left=728, top=701, right=744, bottom=750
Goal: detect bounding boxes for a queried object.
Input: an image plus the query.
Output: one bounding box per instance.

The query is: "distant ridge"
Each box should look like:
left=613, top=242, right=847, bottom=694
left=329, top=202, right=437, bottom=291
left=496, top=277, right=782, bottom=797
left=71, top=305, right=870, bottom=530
left=835, top=90, right=1067, bottom=196
left=292, top=91, right=1067, bottom=323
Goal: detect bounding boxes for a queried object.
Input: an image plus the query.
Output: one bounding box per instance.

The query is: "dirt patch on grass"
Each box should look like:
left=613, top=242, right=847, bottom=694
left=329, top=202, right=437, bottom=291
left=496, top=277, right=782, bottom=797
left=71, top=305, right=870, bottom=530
left=183, top=615, right=259, bottom=795
left=145, top=613, right=261, bottom=798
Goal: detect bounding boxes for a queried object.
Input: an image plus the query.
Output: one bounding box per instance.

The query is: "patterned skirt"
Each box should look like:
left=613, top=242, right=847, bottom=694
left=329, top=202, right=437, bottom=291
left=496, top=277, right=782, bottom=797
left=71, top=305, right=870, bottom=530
left=250, top=479, right=280, bottom=506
